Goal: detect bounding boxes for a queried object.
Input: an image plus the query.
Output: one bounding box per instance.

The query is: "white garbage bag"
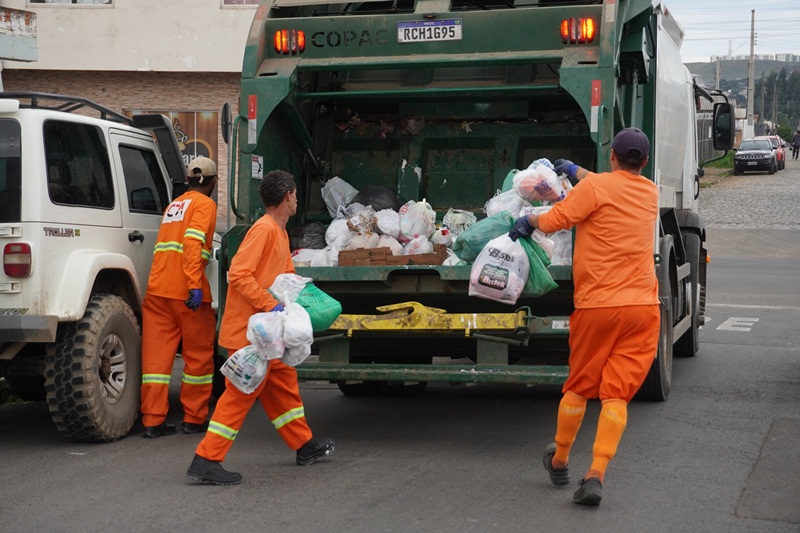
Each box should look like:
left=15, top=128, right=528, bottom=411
left=468, top=234, right=530, bottom=305
left=246, top=312, right=286, bottom=360
left=220, top=345, right=269, bottom=395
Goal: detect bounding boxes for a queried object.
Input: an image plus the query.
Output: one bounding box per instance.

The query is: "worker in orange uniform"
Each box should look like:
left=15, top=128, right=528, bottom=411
left=509, top=128, right=660, bottom=506
left=140, top=156, right=218, bottom=438
left=187, top=170, right=334, bottom=485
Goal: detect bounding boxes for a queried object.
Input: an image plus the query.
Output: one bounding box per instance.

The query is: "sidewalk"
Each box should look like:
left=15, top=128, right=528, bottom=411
left=700, top=166, right=731, bottom=186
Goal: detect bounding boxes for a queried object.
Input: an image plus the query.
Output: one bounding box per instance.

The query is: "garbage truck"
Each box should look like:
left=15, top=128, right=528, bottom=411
left=219, top=0, right=735, bottom=401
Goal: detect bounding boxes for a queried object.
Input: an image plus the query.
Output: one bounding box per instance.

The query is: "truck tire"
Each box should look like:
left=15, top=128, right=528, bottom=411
left=635, top=238, right=674, bottom=401
left=44, top=294, right=141, bottom=442
left=675, top=233, right=701, bottom=357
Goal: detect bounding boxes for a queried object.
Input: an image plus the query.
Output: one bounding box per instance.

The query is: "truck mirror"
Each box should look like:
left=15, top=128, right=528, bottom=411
left=221, top=103, right=232, bottom=145
left=712, top=102, right=735, bottom=151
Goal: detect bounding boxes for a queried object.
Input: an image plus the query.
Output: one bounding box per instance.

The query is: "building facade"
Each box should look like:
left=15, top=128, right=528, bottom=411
left=0, top=0, right=262, bottom=226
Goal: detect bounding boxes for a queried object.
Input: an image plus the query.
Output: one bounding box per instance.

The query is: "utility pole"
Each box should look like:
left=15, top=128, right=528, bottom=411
left=746, top=10, right=755, bottom=135
left=715, top=57, right=720, bottom=91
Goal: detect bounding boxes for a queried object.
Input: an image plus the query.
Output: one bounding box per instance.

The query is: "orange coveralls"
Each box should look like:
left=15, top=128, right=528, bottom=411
left=140, top=191, right=217, bottom=427
left=196, top=214, right=312, bottom=462
left=538, top=169, right=660, bottom=402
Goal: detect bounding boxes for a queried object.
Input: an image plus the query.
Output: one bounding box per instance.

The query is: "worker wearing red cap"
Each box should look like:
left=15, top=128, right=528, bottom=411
left=140, top=156, right=218, bottom=438
left=509, top=127, right=660, bottom=506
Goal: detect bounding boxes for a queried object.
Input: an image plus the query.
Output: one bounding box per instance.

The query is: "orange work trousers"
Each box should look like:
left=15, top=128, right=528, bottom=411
left=196, top=358, right=312, bottom=462
left=140, top=294, right=216, bottom=427
left=562, top=305, right=660, bottom=402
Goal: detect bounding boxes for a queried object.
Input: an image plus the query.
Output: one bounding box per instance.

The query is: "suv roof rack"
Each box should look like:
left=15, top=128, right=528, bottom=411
left=0, top=91, right=134, bottom=126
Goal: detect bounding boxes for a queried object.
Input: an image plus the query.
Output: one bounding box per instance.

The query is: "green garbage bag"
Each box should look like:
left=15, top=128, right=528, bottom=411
left=453, top=211, right=517, bottom=263
left=295, top=283, right=342, bottom=332
left=518, top=237, right=558, bottom=297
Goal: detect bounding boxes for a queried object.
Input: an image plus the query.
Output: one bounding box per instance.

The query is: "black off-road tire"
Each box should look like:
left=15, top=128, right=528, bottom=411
left=732, top=166, right=741, bottom=176
left=44, top=294, right=141, bottom=442
left=768, top=161, right=776, bottom=175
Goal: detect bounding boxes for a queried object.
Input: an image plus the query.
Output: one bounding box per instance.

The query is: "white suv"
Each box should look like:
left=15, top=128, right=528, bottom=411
left=0, top=92, right=190, bottom=441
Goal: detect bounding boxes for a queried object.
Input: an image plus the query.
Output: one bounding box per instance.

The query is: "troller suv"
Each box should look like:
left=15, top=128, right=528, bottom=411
left=733, top=138, right=777, bottom=175
left=0, top=92, right=190, bottom=441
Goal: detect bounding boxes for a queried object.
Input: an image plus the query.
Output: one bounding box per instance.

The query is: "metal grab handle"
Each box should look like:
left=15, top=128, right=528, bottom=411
left=128, top=231, right=144, bottom=243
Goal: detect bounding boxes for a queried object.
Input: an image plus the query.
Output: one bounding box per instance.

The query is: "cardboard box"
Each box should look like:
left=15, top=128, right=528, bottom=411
left=338, top=244, right=447, bottom=267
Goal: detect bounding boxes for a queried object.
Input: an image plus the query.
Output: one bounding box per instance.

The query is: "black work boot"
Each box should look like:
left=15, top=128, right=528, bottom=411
left=182, top=420, right=209, bottom=434
left=573, top=477, right=603, bottom=506
left=296, top=437, right=336, bottom=466
left=142, top=422, right=177, bottom=439
left=186, top=454, right=242, bottom=485
left=542, top=442, right=569, bottom=486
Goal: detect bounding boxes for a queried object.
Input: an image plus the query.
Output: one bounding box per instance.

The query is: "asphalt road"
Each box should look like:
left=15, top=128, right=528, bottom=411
left=1, top=163, right=799, bottom=533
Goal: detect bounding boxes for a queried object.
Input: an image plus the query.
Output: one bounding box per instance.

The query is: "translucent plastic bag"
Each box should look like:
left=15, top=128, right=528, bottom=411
left=268, top=273, right=312, bottom=304
left=484, top=189, right=531, bottom=218
left=321, top=177, right=358, bottom=219
left=513, top=166, right=567, bottom=202
left=283, top=344, right=312, bottom=368
left=442, top=208, right=477, bottom=237
left=220, top=345, right=269, bottom=394
left=246, top=312, right=286, bottom=360
left=325, top=218, right=358, bottom=250
left=284, top=302, right=314, bottom=348
left=403, top=235, right=434, bottom=255
left=375, top=209, right=401, bottom=238
left=469, top=234, right=530, bottom=305
left=398, top=199, right=436, bottom=242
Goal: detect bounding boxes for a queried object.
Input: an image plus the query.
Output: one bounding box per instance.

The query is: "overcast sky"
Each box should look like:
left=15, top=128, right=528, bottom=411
left=663, top=0, right=800, bottom=63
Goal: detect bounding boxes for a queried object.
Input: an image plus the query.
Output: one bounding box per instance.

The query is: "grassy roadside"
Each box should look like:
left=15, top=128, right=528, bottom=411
left=700, top=152, right=733, bottom=187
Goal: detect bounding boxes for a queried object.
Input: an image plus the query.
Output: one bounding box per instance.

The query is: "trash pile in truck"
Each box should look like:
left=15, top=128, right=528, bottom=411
left=289, top=158, right=574, bottom=304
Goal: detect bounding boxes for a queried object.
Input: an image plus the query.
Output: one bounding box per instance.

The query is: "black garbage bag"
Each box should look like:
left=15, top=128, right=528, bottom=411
left=348, top=185, right=402, bottom=212
left=289, top=221, right=327, bottom=250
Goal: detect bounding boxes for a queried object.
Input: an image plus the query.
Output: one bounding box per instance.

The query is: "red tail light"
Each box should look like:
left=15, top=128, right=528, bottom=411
left=4, top=242, right=31, bottom=277
left=274, top=29, right=306, bottom=55
left=561, top=18, right=596, bottom=44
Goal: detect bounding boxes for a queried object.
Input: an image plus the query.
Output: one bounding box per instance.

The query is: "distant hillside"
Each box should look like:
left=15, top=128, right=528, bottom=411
left=686, top=59, right=800, bottom=83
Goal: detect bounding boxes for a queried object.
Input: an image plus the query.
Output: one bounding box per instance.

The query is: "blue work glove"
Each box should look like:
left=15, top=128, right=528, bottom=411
left=508, top=216, right=534, bottom=242
left=185, top=289, right=203, bottom=311
left=270, top=303, right=285, bottom=313
left=554, top=158, right=579, bottom=180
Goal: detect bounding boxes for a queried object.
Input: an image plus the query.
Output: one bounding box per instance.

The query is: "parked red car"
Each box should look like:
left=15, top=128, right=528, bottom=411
left=754, top=135, right=785, bottom=170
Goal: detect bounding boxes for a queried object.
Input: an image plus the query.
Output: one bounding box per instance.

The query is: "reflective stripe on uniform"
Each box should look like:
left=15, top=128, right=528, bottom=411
left=142, top=373, right=171, bottom=385
left=207, top=421, right=238, bottom=441
left=271, top=406, right=305, bottom=429
left=182, top=372, right=214, bottom=385
left=154, top=241, right=183, bottom=254
left=184, top=228, right=207, bottom=244
left=201, top=249, right=211, bottom=261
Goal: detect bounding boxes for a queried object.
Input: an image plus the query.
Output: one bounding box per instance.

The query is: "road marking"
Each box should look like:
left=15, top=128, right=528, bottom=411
left=717, top=317, right=759, bottom=332
left=707, top=303, right=800, bottom=311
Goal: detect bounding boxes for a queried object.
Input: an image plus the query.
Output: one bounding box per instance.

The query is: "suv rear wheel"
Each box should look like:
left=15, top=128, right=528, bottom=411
left=44, top=294, right=141, bottom=442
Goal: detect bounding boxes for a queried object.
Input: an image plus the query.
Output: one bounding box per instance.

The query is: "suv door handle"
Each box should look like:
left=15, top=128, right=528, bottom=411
left=128, top=231, right=145, bottom=243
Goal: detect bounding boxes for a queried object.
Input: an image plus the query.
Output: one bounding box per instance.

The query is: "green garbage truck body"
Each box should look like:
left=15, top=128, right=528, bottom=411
left=222, top=0, right=734, bottom=400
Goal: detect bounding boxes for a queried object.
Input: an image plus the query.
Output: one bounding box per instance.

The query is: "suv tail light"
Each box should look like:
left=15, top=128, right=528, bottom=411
left=4, top=243, right=31, bottom=277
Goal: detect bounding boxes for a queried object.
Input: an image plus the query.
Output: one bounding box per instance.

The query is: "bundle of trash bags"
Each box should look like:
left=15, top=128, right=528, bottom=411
left=290, top=157, right=575, bottom=304
left=220, top=274, right=342, bottom=394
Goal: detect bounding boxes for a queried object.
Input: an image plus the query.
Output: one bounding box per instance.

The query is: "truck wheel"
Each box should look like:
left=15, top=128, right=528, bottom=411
left=44, top=294, right=141, bottom=442
left=675, top=233, right=701, bottom=357
left=635, top=238, right=674, bottom=401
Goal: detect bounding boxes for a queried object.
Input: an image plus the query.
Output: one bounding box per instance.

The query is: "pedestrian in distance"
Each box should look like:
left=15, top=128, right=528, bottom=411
left=508, top=127, right=660, bottom=507
left=791, top=130, right=800, bottom=160
left=140, top=156, right=219, bottom=438
left=187, top=170, right=335, bottom=486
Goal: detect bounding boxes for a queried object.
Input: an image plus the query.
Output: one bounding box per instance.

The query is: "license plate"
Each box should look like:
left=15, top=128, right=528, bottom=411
left=747, top=161, right=757, bottom=166
left=397, top=19, right=462, bottom=43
